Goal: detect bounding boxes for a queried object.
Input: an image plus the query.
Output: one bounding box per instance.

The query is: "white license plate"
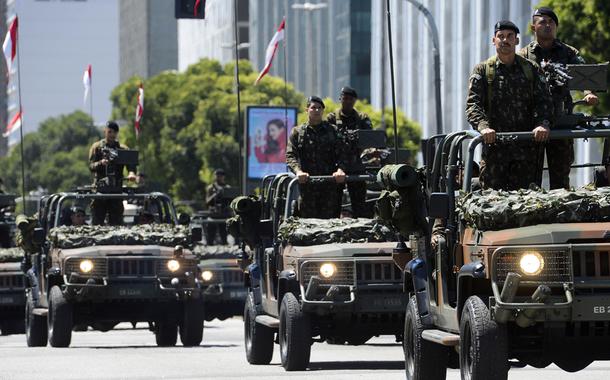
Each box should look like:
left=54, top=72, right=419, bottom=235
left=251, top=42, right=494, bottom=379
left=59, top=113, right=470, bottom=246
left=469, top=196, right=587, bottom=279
left=229, top=290, right=246, bottom=299
left=0, top=296, right=15, bottom=304
left=373, top=297, right=402, bottom=307
left=118, top=289, right=142, bottom=297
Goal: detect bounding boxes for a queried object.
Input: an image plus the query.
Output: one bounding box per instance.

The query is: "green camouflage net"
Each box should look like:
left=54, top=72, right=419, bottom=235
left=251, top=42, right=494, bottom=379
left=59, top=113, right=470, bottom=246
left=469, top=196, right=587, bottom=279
left=192, top=244, right=242, bottom=260
left=278, top=217, right=397, bottom=246
left=50, top=224, right=191, bottom=249
left=0, top=248, right=24, bottom=263
left=459, top=186, right=610, bottom=231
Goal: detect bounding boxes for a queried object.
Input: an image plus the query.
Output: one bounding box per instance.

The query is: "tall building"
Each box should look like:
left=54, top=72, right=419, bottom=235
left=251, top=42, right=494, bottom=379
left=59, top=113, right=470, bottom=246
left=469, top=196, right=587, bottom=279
left=119, top=0, right=178, bottom=82
left=249, top=0, right=372, bottom=101
left=4, top=0, right=119, bottom=148
left=178, top=0, right=249, bottom=71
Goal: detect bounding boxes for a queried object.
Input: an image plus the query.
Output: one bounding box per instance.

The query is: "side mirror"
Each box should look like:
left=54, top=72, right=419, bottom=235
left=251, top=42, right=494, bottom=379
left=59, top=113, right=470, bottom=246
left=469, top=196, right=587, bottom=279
left=428, top=193, right=449, bottom=219
left=257, top=219, right=273, bottom=240
left=178, top=213, right=191, bottom=226
left=33, top=227, right=46, bottom=245
left=191, top=227, right=203, bottom=243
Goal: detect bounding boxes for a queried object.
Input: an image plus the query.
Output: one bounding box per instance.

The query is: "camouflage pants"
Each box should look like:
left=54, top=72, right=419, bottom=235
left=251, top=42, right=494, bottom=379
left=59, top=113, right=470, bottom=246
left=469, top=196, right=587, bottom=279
left=298, top=182, right=341, bottom=219
left=480, top=145, right=543, bottom=191
left=346, top=181, right=371, bottom=218
left=91, top=199, right=124, bottom=226
left=545, top=140, right=573, bottom=189
left=206, top=223, right=228, bottom=245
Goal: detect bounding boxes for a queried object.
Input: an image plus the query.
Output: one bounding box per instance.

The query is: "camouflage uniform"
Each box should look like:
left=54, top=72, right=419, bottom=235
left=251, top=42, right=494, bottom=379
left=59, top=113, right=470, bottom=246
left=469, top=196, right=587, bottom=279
left=327, top=108, right=372, bottom=217
left=519, top=40, right=586, bottom=189
left=466, top=55, right=553, bottom=191
left=286, top=121, right=345, bottom=219
left=205, top=182, right=230, bottom=244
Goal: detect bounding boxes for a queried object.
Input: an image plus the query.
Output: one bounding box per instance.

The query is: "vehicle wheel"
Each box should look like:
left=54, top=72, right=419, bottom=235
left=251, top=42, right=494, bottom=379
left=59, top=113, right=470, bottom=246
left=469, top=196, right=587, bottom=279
left=48, top=285, right=73, bottom=348
left=179, top=298, right=205, bottom=347
left=244, top=292, right=274, bottom=365
left=554, top=359, right=593, bottom=372
left=279, top=293, right=311, bottom=371
left=347, top=335, right=371, bottom=346
left=460, top=296, right=508, bottom=380
left=155, top=322, right=177, bottom=347
left=404, top=295, right=447, bottom=380
left=26, top=291, right=47, bottom=347
left=525, top=355, right=552, bottom=369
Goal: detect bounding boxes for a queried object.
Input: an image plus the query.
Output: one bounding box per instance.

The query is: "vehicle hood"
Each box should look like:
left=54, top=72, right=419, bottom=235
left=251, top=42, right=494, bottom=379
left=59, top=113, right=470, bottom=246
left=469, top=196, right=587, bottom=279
left=284, top=242, right=397, bottom=258
left=56, top=245, right=191, bottom=260
left=464, top=222, right=610, bottom=246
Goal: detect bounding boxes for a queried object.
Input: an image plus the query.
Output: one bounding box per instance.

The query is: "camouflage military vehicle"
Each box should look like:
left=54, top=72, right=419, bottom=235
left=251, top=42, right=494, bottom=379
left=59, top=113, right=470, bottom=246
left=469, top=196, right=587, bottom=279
left=234, top=173, right=406, bottom=371
left=23, top=189, right=204, bottom=348
left=194, top=243, right=247, bottom=321
left=399, top=127, right=610, bottom=380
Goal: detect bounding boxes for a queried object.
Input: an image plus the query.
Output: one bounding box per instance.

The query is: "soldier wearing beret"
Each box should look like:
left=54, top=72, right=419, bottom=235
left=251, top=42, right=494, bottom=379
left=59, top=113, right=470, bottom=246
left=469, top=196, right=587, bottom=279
left=286, top=96, right=346, bottom=219
left=205, top=168, right=230, bottom=244
left=327, top=86, right=373, bottom=217
left=466, top=21, right=553, bottom=190
left=519, top=7, right=599, bottom=190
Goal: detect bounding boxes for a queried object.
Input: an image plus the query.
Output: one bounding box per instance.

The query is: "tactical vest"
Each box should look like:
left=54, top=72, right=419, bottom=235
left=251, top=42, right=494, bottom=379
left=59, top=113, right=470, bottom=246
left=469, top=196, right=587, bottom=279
left=485, top=55, right=534, bottom=113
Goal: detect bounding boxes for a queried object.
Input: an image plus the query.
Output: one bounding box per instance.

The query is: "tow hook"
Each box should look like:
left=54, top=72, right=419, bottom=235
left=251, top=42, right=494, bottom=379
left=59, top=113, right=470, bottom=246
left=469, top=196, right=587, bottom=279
left=515, top=285, right=551, bottom=328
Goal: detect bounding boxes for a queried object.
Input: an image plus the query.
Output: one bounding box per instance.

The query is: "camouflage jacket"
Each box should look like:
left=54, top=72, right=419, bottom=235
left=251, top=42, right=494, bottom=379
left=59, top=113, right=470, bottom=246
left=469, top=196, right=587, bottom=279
left=88, top=139, right=134, bottom=186
left=205, top=182, right=231, bottom=218
left=286, top=121, right=345, bottom=175
left=327, top=108, right=372, bottom=173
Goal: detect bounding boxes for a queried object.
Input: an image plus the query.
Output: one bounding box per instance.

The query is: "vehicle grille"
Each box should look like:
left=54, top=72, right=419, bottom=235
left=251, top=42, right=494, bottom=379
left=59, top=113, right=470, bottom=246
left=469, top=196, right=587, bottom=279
left=108, top=259, right=155, bottom=277
left=356, top=261, right=402, bottom=284
left=573, top=249, right=610, bottom=280
left=300, top=261, right=354, bottom=286
left=0, top=274, right=24, bottom=289
left=64, top=258, right=107, bottom=278
left=494, top=249, right=572, bottom=284
left=157, top=259, right=198, bottom=278
left=221, top=269, right=243, bottom=284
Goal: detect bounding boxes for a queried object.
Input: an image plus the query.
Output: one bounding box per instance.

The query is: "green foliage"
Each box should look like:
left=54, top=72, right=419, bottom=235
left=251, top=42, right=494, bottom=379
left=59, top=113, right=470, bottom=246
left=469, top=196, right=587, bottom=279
left=0, top=111, right=100, bottom=194
left=537, top=0, right=610, bottom=113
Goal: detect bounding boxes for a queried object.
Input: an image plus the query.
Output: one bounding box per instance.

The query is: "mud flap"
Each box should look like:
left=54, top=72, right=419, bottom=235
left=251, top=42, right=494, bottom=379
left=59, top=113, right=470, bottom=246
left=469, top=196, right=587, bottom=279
left=406, top=258, right=433, bottom=326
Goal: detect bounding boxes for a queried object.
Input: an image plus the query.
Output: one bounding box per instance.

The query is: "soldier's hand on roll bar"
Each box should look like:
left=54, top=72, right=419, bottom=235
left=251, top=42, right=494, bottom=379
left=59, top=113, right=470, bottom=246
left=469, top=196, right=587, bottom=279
left=333, top=168, right=346, bottom=184
left=480, top=128, right=496, bottom=144
left=533, top=124, right=550, bottom=142
left=584, top=93, right=599, bottom=106
left=296, top=170, right=309, bottom=184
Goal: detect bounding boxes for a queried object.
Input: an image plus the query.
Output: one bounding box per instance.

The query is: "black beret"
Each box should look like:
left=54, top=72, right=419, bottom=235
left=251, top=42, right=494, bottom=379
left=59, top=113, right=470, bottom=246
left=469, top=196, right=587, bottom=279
left=533, top=7, right=558, bottom=26
left=340, top=86, right=358, bottom=98
left=307, top=96, right=325, bottom=109
left=494, top=20, right=520, bottom=35
left=214, top=168, right=225, bottom=175
left=70, top=206, right=86, bottom=215
left=106, top=121, right=119, bottom=131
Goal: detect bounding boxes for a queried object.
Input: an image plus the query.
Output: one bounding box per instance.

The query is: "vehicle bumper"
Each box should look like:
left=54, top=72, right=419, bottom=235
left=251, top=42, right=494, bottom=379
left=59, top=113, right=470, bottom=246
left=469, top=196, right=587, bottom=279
left=0, top=289, right=26, bottom=317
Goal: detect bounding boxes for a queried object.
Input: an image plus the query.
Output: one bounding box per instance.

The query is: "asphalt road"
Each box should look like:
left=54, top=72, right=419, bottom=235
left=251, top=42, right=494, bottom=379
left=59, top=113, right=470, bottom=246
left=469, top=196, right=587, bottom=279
left=1, top=318, right=609, bottom=380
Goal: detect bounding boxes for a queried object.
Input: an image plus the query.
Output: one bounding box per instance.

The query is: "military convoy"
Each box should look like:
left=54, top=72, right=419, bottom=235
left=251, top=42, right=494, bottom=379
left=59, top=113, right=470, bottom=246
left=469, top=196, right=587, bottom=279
left=22, top=188, right=205, bottom=347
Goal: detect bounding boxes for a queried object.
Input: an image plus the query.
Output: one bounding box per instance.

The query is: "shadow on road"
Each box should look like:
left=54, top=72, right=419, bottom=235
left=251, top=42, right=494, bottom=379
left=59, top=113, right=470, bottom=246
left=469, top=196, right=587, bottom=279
left=308, top=360, right=405, bottom=371
left=74, top=344, right=239, bottom=349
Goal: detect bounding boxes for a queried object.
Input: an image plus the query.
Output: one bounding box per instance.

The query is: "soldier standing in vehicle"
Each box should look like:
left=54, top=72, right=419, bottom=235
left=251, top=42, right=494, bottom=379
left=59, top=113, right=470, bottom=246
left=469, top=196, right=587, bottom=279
left=205, top=169, right=230, bottom=245
left=286, top=96, right=346, bottom=218
left=519, top=7, right=599, bottom=189
left=466, top=20, right=553, bottom=191
left=327, top=86, right=372, bottom=217
left=88, top=121, right=136, bottom=225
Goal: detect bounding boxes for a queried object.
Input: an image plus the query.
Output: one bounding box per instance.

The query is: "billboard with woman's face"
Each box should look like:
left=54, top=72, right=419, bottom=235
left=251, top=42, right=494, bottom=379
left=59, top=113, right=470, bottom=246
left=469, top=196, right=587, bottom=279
left=246, top=106, right=297, bottom=180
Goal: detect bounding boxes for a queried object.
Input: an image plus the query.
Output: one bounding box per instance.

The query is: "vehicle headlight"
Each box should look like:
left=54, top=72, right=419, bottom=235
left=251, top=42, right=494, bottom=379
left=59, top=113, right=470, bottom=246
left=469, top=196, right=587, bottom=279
left=79, top=259, right=94, bottom=273
left=201, top=270, right=213, bottom=281
left=167, top=259, right=180, bottom=272
left=519, top=252, right=544, bottom=275
left=319, top=263, right=336, bottom=278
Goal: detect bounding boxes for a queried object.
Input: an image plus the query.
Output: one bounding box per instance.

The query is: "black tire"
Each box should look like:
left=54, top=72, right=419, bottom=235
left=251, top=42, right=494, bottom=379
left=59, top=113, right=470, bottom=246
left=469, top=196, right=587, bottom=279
left=179, top=298, right=205, bottom=347
left=460, top=296, right=508, bottom=380
left=25, top=291, right=47, bottom=347
left=279, top=293, right=311, bottom=371
left=554, top=359, right=592, bottom=372
left=48, top=285, right=73, bottom=348
left=244, top=292, right=274, bottom=365
left=155, top=322, right=178, bottom=347
left=404, top=296, right=448, bottom=380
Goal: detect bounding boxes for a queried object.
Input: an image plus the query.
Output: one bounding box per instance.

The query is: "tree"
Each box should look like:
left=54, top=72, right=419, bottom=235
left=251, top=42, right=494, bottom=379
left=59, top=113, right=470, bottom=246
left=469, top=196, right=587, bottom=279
left=537, top=0, right=610, bottom=113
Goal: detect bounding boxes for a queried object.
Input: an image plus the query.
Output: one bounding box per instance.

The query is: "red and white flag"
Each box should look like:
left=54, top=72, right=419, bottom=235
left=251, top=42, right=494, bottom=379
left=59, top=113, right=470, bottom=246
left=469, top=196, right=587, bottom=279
left=134, top=83, right=144, bottom=138
left=3, top=109, right=22, bottom=138
left=255, top=18, right=285, bottom=85
left=194, top=0, right=202, bottom=16
left=83, top=64, right=92, bottom=104
left=3, top=16, right=18, bottom=76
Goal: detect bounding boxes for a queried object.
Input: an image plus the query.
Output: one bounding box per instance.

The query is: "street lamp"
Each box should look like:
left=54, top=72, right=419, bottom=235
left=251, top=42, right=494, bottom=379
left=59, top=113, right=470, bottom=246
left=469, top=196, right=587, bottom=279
left=292, top=2, right=328, bottom=96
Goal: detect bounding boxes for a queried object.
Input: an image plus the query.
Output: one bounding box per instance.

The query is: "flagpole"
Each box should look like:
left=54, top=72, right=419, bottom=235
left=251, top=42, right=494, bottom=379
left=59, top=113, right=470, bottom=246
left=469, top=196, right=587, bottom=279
left=282, top=16, right=288, bottom=135
left=386, top=0, right=399, bottom=164
left=14, top=15, right=26, bottom=213
left=233, top=0, right=244, bottom=195
left=89, top=66, right=94, bottom=127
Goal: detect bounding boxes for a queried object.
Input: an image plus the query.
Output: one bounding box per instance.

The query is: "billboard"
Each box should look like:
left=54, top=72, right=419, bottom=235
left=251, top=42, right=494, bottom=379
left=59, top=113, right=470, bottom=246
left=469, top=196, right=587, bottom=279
left=246, top=106, right=298, bottom=180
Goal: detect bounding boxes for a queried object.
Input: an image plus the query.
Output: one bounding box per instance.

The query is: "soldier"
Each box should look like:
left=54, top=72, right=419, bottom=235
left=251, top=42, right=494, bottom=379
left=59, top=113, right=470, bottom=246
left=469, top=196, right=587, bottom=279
left=205, top=169, right=230, bottom=244
left=327, top=86, right=373, bottom=218
left=519, top=7, right=599, bottom=189
left=286, top=96, right=346, bottom=219
left=70, top=207, right=87, bottom=226
left=15, top=214, right=41, bottom=302
left=88, top=121, right=136, bottom=225
left=466, top=20, right=553, bottom=191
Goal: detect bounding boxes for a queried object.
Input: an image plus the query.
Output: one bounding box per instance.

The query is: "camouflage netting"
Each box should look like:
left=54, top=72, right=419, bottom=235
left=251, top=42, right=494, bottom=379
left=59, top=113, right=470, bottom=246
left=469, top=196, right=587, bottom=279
left=278, top=217, right=397, bottom=246
left=50, top=224, right=191, bottom=249
left=0, top=248, right=24, bottom=263
left=459, top=186, right=610, bottom=231
left=192, top=244, right=242, bottom=260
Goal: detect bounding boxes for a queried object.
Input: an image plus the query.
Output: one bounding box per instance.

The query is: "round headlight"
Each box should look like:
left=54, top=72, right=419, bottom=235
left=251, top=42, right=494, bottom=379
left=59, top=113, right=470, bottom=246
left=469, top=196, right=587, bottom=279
left=519, top=252, right=544, bottom=275
left=167, top=259, right=180, bottom=272
left=79, top=259, right=94, bottom=273
left=319, top=263, right=336, bottom=278
left=201, top=270, right=213, bottom=281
